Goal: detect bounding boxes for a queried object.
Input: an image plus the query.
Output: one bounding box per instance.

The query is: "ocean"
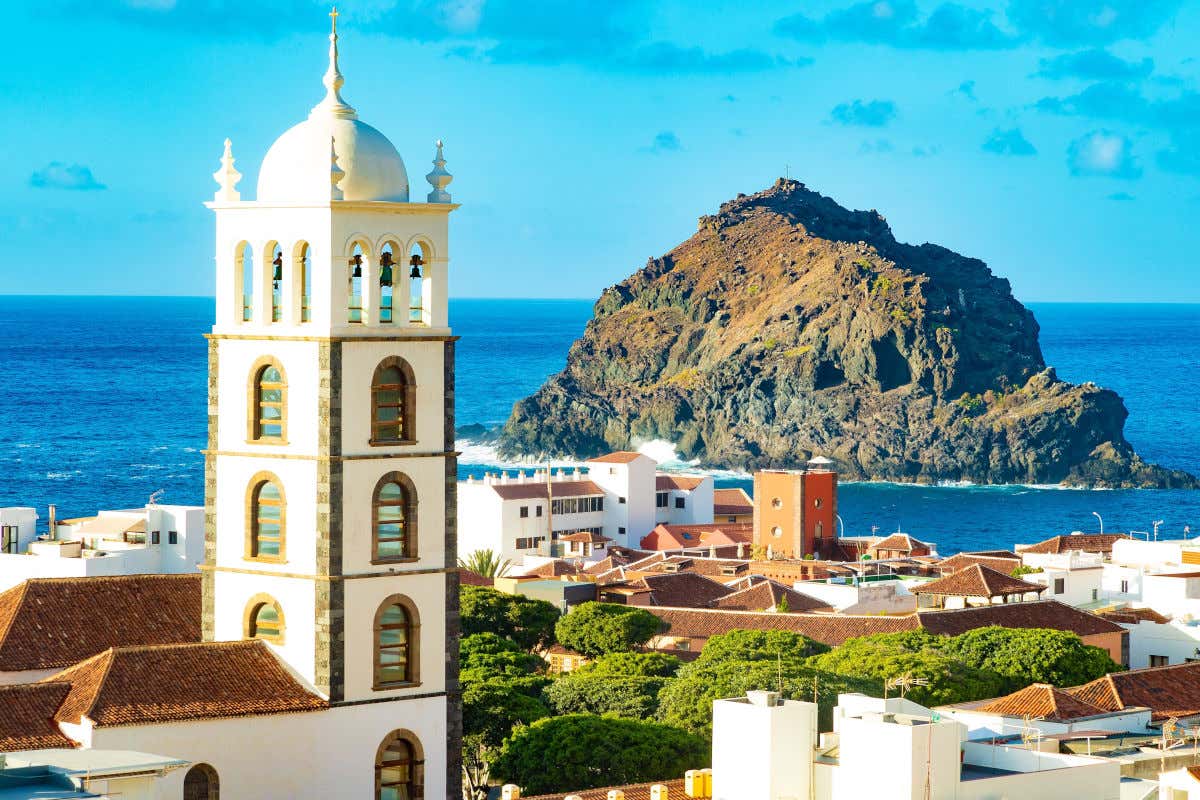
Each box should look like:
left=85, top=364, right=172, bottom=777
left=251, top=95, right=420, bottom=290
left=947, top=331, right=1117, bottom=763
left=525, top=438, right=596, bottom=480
left=0, top=296, right=1196, bottom=555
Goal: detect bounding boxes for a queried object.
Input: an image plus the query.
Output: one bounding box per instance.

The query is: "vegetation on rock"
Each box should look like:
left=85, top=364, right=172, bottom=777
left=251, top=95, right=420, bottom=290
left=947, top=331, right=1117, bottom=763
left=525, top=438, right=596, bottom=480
left=499, top=179, right=1195, bottom=488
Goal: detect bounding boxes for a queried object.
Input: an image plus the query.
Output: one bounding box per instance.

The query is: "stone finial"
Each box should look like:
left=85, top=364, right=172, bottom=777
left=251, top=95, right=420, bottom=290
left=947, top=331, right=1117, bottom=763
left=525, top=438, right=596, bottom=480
left=425, top=139, right=453, bottom=203
left=212, top=138, right=242, bottom=202
left=311, top=6, right=357, bottom=119
left=330, top=137, right=345, bottom=200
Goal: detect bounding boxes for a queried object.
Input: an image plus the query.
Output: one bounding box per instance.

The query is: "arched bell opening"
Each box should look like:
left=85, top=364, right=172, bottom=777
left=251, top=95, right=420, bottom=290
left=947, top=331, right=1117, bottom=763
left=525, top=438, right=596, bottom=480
left=407, top=241, right=430, bottom=327
left=293, top=241, right=312, bottom=323
left=348, top=241, right=370, bottom=324
left=267, top=241, right=283, bottom=323
left=235, top=241, right=253, bottom=323
left=379, top=240, right=401, bottom=324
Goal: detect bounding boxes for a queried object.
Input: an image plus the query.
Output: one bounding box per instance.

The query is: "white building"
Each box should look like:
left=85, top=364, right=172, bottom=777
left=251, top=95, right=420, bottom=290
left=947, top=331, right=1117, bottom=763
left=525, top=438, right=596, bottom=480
left=0, top=508, right=38, bottom=557
left=0, top=505, right=203, bottom=592
left=0, top=14, right=458, bottom=799
left=1020, top=550, right=1105, bottom=607
left=457, top=452, right=714, bottom=561
left=710, top=692, right=1121, bottom=800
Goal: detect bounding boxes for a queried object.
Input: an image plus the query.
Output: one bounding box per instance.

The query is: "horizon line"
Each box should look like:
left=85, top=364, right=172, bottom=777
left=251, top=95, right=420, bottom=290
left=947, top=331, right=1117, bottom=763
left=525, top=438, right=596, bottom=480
left=0, top=294, right=1198, bottom=306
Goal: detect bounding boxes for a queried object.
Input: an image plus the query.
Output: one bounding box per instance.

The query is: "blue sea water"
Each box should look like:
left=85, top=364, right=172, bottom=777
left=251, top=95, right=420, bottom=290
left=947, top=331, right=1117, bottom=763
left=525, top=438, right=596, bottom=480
left=0, top=296, right=1196, bottom=554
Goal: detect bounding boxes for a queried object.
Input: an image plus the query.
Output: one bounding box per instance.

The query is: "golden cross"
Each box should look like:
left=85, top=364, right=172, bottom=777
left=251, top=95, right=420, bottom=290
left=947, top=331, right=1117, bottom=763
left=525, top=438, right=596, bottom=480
left=330, top=6, right=339, bottom=34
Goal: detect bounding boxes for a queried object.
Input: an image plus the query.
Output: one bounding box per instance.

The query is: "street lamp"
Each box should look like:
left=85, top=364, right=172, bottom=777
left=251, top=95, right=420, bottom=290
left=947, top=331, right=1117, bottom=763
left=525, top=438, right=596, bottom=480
left=836, top=514, right=846, bottom=540
left=1153, top=520, right=1164, bottom=541
left=1092, top=511, right=1104, bottom=534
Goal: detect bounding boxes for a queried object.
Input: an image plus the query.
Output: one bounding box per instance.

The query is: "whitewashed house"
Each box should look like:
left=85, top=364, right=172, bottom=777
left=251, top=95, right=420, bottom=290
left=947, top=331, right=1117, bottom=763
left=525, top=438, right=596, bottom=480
left=458, top=452, right=715, bottom=561
left=0, top=504, right=203, bottom=591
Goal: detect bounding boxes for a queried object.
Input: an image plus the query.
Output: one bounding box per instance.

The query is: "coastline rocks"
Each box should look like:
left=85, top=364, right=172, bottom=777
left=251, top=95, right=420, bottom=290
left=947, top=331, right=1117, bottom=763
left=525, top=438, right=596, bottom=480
left=498, top=179, right=1196, bottom=488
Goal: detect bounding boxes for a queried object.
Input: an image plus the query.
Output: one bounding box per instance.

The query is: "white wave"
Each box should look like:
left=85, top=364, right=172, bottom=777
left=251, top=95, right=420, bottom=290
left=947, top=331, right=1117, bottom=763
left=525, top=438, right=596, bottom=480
left=457, top=440, right=587, bottom=471
left=45, top=471, right=81, bottom=480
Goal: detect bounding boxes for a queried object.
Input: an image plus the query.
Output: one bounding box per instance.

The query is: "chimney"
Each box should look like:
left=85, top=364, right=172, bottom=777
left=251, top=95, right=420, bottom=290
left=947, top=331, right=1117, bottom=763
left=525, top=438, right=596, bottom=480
left=48, top=504, right=57, bottom=540
left=737, top=541, right=747, bottom=559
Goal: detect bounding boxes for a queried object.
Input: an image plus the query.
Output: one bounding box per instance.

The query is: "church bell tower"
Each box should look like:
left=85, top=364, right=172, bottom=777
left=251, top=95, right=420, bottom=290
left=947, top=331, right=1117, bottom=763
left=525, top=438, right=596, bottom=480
left=203, top=10, right=460, bottom=797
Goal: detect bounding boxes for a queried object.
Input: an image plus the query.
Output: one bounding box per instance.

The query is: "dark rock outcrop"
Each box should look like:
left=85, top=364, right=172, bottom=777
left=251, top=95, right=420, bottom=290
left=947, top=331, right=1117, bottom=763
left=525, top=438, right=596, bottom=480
left=499, top=179, right=1196, bottom=488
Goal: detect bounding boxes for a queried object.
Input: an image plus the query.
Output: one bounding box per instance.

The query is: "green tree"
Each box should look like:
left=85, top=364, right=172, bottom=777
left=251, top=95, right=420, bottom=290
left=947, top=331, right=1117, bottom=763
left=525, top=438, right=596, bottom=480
left=459, top=548, right=514, bottom=579
left=460, top=585, right=559, bottom=650
left=544, top=673, right=669, bottom=718
left=462, top=680, right=551, bottom=799
left=940, top=626, right=1121, bottom=691
left=808, top=636, right=1005, bottom=706
left=657, top=658, right=878, bottom=737
left=491, top=715, right=708, bottom=796
left=692, top=628, right=829, bottom=664
left=460, top=633, right=543, bottom=678
left=554, top=602, right=662, bottom=658
left=580, top=651, right=683, bottom=678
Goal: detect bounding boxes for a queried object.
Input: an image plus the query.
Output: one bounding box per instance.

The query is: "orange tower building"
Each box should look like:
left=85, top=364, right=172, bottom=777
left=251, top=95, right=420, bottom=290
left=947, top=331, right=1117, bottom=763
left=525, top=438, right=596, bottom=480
left=752, top=458, right=838, bottom=559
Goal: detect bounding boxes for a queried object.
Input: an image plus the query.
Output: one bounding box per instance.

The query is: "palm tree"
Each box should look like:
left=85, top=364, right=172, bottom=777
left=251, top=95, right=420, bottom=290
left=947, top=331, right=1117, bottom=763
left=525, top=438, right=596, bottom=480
left=458, top=548, right=513, bottom=579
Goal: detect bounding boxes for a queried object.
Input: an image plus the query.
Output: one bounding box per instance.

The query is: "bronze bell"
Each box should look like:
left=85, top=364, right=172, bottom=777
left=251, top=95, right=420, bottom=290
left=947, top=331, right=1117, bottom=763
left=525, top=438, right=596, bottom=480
left=271, top=253, right=283, bottom=284
left=349, top=253, right=363, bottom=278
left=379, top=251, right=395, bottom=286
left=409, top=253, right=423, bottom=279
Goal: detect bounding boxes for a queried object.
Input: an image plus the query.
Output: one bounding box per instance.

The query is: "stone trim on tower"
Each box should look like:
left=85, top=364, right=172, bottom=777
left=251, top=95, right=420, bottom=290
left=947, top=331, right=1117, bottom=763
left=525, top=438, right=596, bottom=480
left=203, top=339, right=219, bottom=640
left=314, top=341, right=345, bottom=701
left=443, top=339, right=463, bottom=799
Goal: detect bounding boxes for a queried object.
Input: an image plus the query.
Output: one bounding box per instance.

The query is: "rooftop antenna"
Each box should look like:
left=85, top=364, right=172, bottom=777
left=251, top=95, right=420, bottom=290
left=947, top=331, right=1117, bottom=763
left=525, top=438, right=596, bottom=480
left=885, top=673, right=929, bottom=700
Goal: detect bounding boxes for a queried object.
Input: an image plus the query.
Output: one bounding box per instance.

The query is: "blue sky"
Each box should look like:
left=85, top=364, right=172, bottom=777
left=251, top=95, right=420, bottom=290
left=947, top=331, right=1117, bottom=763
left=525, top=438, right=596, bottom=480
left=1, top=1, right=1199, bottom=302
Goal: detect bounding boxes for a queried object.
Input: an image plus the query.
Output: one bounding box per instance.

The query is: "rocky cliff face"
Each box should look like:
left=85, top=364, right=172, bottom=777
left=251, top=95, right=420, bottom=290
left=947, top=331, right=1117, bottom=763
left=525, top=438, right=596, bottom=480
left=499, top=179, right=1195, bottom=488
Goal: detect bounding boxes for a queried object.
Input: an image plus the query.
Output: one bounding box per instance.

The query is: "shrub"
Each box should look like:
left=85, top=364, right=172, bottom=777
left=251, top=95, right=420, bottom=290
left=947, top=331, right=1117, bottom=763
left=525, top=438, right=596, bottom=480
left=460, top=585, right=559, bottom=650
left=555, top=602, right=662, bottom=658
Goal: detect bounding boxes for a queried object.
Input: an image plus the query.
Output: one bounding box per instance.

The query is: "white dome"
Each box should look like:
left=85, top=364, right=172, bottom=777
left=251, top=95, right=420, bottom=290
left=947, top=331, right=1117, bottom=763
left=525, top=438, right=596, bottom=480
left=255, top=26, right=409, bottom=203
left=257, top=115, right=409, bottom=203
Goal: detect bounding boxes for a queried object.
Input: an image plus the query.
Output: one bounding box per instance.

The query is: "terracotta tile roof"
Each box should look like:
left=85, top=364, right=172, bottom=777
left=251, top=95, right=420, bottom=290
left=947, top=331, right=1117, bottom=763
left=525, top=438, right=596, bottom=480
left=491, top=480, right=604, bottom=501
left=0, top=683, right=77, bottom=752
left=587, top=452, right=648, bottom=464
left=1070, top=661, right=1200, bottom=722
left=525, top=779, right=691, bottom=800
left=1095, top=607, right=1171, bottom=625
left=917, top=600, right=1125, bottom=638
left=872, top=533, right=931, bottom=553
left=0, top=574, right=202, bottom=671
left=458, top=569, right=494, bottom=587
left=937, top=552, right=1021, bottom=575
left=911, top=564, right=1044, bottom=598
left=649, top=607, right=920, bottom=646
left=522, top=560, right=587, bottom=578
left=708, top=579, right=832, bottom=613
left=635, top=556, right=750, bottom=580
left=634, top=573, right=735, bottom=608
left=1017, top=534, right=1130, bottom=555
left=560, top=531, right=610, bottom=544
left=713, top=488, right=753, bottom=516
left=45, top=641, right=327, bottom=727
left=584, top=548, right=656, bottom=578
left=641, top=524, right=754, bottom=551
left=974, top=683, right=1111, bottom=721
left=656, top=475, right=705, bottom=491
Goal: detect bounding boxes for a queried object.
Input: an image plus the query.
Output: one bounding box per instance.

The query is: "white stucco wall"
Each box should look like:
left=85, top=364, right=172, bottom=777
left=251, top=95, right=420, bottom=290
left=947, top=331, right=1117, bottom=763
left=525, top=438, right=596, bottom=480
left=712, top=697, right=815, bottom=800
left=89, top=697, right=447, bottom=800
left=1124, top=619, right=1200, bottom=668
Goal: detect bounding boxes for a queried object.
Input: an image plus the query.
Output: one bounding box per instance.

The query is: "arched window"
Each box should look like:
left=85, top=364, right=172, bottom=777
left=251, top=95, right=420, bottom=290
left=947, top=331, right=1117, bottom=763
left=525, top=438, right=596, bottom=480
left=247, top=476, right=285, bottom=561
left=249, top=359, right=286, bottom=442
left=348, top=242, right=367, bottom=323
left=183, top=763, right=219, bottom=800
left=295, top=241, right=312, bottom=323
left=374, top=597, right=418, bottom=687
left=374, top=473, right=417, bottom=561
left=245, top=595, right=285, bottom=642
left=235, top=242, right=253, bottom=322
left=371, top=358, right=415, bottom=445
left=268, top=241, right=283, bottom=323
left=408, top=242, right=428, bottom=326
left=376, top=731, right=424, bottom=799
